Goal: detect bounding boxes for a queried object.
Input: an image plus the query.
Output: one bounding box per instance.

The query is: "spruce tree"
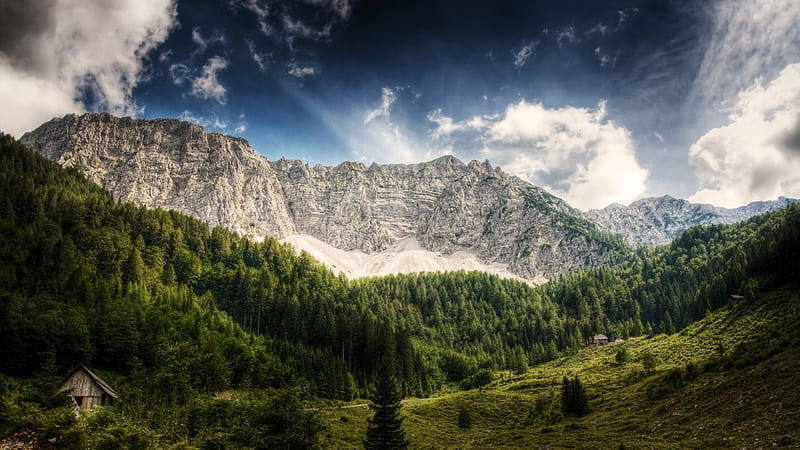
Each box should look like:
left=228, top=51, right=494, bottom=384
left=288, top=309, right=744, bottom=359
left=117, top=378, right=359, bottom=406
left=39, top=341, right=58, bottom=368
left=365, top=369, right=408, bottom=449
left=561, top=375, right=589, bottom=417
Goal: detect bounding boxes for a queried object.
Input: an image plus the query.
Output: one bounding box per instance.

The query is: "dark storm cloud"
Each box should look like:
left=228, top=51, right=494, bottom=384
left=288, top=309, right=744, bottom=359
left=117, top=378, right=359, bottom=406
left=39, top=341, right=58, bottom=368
left=0, top=0, right=55, bottom=68
left=749, top=164, right=784, bottom=196
left=777, top=117, right=800, bottom=156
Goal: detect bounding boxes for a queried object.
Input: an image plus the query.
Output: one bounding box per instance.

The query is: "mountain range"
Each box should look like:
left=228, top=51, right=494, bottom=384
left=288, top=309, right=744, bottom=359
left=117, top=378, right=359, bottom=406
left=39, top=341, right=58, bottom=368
left=20, top=113, right=796, bottom=280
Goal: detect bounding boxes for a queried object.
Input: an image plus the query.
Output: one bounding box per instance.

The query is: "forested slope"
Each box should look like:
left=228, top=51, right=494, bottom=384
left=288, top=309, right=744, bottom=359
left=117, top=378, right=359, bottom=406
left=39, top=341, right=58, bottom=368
left=1, top=133, right=799, bottom=447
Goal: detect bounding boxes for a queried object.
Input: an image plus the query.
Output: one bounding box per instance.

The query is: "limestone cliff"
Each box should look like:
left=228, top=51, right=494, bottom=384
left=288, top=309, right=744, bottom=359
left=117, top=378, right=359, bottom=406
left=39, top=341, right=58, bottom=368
left=587, top=195, right=798, bottom=246
left=21, top=113, right=621, bottom=279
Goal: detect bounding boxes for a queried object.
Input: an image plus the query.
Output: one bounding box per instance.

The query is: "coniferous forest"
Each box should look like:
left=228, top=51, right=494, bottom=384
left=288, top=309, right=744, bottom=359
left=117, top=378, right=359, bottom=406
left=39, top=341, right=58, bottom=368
left=1, top=133, right=799, bottom=447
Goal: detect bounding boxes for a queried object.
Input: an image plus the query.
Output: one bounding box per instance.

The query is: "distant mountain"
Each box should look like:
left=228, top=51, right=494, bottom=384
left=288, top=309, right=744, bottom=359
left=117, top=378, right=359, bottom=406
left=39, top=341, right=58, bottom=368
left=21, top=113, right=795, bottom=279
left=587, top=195, right=798, bottom=246
left=21, top=113, right=620, bottom=280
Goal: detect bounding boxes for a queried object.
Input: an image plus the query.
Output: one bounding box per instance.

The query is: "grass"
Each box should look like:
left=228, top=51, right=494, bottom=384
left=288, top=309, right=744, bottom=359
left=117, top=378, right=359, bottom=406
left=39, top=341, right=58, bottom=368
left=317, top=286, right=800, bottom=448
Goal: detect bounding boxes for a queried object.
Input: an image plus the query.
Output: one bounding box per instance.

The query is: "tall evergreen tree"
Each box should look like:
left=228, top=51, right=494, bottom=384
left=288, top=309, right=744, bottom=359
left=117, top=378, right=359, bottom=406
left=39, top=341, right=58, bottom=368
left=365, top=367, right=408, bottom=449
left=561, top=375, right=589, bottom=417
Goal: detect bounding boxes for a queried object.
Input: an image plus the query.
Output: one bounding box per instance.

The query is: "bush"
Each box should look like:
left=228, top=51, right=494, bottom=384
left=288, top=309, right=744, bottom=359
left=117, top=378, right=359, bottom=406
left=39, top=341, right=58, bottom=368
left=457, top=407, right=473, bottom=429
left=471, top=369, right=494, bottom=389
left=615, top=348, right=630, bottom=365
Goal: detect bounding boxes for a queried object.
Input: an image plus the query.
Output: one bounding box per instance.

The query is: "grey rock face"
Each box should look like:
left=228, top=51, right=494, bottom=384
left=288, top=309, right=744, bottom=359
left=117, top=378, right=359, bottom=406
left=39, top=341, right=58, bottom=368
left=21, top=113, right=296, bottom=238
left=587, top=195, right=798, bottom=246
left=26, top=114, right=791, bottom=278
left=21, top=113, right=621, bottom=279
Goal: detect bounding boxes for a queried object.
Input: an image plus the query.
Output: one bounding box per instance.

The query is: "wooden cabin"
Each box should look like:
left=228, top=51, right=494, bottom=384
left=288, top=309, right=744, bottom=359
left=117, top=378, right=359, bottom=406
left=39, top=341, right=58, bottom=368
left=588, top=334, right=609, bottom=348
left=60, top=365, right=117, bottom=409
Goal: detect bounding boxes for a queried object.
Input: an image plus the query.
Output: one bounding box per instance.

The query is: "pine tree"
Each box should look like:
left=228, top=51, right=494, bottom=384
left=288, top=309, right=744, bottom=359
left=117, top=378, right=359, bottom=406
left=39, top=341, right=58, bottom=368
left=561, top=375, right=589, bottom=417
left=663, top=311, right=675, bottom=335
left=365, top=370, right=408, bottom=449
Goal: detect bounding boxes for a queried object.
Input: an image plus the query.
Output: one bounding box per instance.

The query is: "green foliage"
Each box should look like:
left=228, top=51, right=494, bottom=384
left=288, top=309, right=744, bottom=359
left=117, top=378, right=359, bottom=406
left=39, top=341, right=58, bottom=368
left=470, top=369, right=493, bottom=389
left=615, top=347, right=630, bottom=365
left=2, top=133, right=800, bottom=447
left=561, top=376, right=589, bottom=417
left=641, top=351, right=657, bottom=372
left=188, top=388, right=321, bottom=449
left=646, top=363, right=698, bottom=400
left=365, top=372, right=408, bottom=449
left=319, top=287, right=800, bottom=448
left=457, top=406, right=473, bottom=429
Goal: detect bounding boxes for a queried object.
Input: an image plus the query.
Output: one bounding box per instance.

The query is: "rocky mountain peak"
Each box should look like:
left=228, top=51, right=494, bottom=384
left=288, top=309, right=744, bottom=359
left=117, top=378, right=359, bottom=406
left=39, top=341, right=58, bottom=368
left=21, top=113, right=630, bottom=280
left=21, top=113, right=795, bottom=279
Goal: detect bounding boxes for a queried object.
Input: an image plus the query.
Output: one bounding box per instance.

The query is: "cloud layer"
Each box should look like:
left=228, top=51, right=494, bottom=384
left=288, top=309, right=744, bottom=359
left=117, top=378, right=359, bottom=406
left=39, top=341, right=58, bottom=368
left=0, top=0, right=178, bottom=136
left=191, top=56, right=230, bottom=103
left=363, top=93, right=649, bottom=210
left=480, top=101, right=648, bottom=210
left=688, top=64, right=800, bottom=207
left=692, top=0, right=800, bottom=106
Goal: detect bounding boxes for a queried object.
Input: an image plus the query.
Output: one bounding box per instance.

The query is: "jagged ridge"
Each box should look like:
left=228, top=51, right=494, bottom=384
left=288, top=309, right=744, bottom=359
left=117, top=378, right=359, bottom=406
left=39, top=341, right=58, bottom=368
left=588, top=195, right=798, bottom=246
left=21, top=113, right=620, bottom=280
left=21, top=113, right=795, bottom=278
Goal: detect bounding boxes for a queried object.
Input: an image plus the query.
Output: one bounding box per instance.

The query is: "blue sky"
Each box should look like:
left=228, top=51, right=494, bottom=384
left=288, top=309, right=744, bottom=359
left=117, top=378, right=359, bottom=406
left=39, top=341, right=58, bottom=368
left=1, top=0, right=799, bottom=209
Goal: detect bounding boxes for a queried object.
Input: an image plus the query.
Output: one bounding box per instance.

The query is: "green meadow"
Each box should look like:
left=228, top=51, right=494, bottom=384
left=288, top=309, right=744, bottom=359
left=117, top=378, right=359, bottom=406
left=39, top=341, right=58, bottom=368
left=319, top=286, right=800, bottom=448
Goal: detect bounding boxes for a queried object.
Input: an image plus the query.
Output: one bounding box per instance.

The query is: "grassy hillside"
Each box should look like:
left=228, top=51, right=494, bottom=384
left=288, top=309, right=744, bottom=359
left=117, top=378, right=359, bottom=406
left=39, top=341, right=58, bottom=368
left=318, top=285, right=800, bottom=448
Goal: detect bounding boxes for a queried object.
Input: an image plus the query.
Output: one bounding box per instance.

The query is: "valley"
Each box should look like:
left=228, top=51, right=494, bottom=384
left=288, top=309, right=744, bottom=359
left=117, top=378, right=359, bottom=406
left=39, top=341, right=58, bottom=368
left=320, top=287, right=800, bottom=448
left=21, top=113, right=795, bottom=282
left=3, top=0, right=800, bottom=448
left=0, top=130, right=798, bottom=448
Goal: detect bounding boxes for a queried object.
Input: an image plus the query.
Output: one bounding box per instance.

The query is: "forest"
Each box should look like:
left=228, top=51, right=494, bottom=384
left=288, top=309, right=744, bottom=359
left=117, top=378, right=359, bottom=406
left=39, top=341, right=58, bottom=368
left=0, top=133, right=798, bottom=447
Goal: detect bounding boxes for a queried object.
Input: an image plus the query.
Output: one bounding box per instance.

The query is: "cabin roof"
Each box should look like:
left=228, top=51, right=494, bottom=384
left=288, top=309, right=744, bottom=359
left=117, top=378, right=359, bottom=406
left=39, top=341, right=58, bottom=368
left=593, top=334, right=608, bottom=341
left=64, top=364, right=118, bottom=399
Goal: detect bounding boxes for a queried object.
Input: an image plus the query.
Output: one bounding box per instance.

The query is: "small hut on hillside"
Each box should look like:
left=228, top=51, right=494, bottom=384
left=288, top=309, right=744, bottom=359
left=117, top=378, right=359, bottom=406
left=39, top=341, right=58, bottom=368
left=60, top=365, right=117, bottom=409
left=588, top=334, right=609, bottom=348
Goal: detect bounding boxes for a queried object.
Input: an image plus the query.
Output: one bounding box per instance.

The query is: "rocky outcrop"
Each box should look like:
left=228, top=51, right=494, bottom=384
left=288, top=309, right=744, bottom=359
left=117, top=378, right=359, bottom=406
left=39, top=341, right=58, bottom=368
left=21, top=113, right=621, bottom=279
left=587, top=195, right=798, bottom=246
left=21, top=113, right=296, bottom=238
left=23, top=113, right=793, bottom=278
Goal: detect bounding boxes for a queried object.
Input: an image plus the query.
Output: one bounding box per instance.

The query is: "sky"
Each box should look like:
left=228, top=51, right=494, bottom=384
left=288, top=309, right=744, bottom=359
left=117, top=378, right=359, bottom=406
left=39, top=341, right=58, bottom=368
left=1, top=0, right=799, bottom=210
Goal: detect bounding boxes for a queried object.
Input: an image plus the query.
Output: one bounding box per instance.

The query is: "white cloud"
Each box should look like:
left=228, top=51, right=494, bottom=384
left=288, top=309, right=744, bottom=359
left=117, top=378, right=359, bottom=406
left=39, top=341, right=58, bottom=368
left=230, top=0, right=342, bottom=50
left=585, top=23, right=608, bottom=37
left=246, top=40, right=271, bottom=71
left=0, top=60, right=84, bottom=135
left=303, top=0, right=351, bottom=20
left=169, top=63, right=191, bottom=85
left=230, top=0, right=272, bottom=36
left=555, top=26, right=579, bottom=48
left=190, top=27, right=225, bottom=56
left=192, top=27, right=207, bottom=51
left=364, top=88, right=397, bottom=124
left=427, top=109, right=484, bottom=138
left=0, top=0, right=177, bottom=137
left=191, top=56, right=229, bottom=104
left=282, top=15, right=332, bottom=44
left=287, top=60, right=316, bottom=78
left=179, top=110, right=247, bottom=134
left=350, top=87, right=443, bottom=164
left=485, top=101, right=647, bottom=210
left=616, top=8, right=638, bottom=29
left=691, top=0, right=800, bottom=106
left=513, top=41, right=538, bottom=68
left=179, top=110, right=210, bottom=127
left=594, top=47, right=616, bottom=68
left=654, top=132, right=665, bottom=144
left=688, top=63, right=800, bottom=207
left=426, top=101, right=648, bottom=210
